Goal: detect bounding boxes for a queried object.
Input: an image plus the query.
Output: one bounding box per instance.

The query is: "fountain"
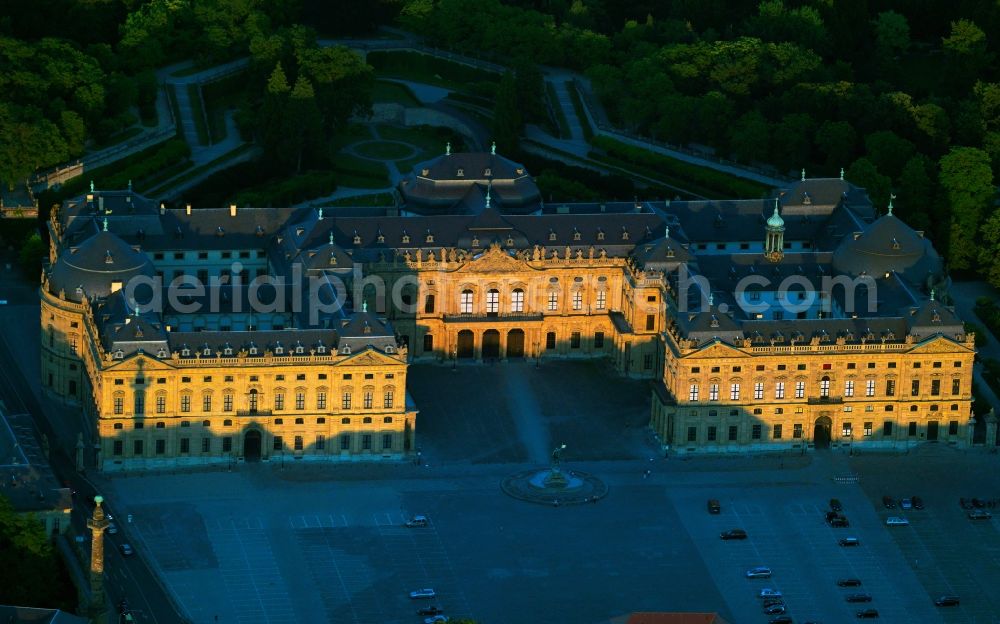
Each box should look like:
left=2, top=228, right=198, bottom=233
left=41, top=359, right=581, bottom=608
left=501, top=444, right=607, bottom=505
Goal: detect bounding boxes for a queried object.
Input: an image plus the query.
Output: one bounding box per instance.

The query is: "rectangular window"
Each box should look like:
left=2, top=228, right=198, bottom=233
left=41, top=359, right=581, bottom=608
left=223, top=394, right=233, bottom=411
left=113, top=440, right=123, bottom=456
left=728, top=425, right=738, bottom=441
left=931, top=379, right=941, bottom=396
left=316, top=435, right=325, bottom=450
left=842, top=422, right=852, bottom=436
left=594, top=331, right=604, bottom=348
left=645, top=314, right=655, bottom=331
left=866, top=379, right=875, bottom=397
left=844, top=380, right=854, bottom=397
left=181, top=395, right=191, bottom=412
left=793, top=423, right=802, bottom=439
left=754, top=383, right=764, bottom=400
left=180, top=438, right=190, bottom=453
left=203, top=395, right=212, bottom=412
left=911, top=380, right=920, bottom=396
left=510, top=290, right=524, bottom=313
left=133, top=440, right=143, bottom=456
left=687, top=426, right=697, bottom=442
left=296, top=392, right=305, bottom=410
left=362, top=434, right=372, bottom=450
left=571, top=332, right=581, bottom=349
left=548, top=291, right=558, bottom=311
left=709, top=384, right=719, bottom=401
left=317, top=392, right=327, bottom=410
left=364, top=391, right=373, bottom=409
left=201, top=438, right=211, bottom=453
left=114, top=397, right=123, bottom=415
left=773, top=424, right=782, bottom=439
left=134, top=395, right=144, bottom=415
left=154, top=439, right=165, bottom=455
left=273, top=435, right=283, bottom=451
left=730, top=383, right=740, bottom=401
left=222, top=437, right=232, bottom=452
left=423, top=334, right=434, bottom=353
left=156, top=395, right=166, bottom=413
left=795, top=381, right=805, bottom=399
left=707, top=426, right=717, bottom=441
left=886, top=379, right=896, bottom=396
left=949, top=420, right=959, bottom=435
left=384, top=391, right=394, bottom=408
left=820, top=378, right=830, bottom=397
left=596, top=290, right=606, bottom=310
left=572, top=291, right=583, bottom=310
left=952, top=378, right=961, bottom=395
left=274, top=393, right=283, bottom=411
left=751, top=424, right=762, bottom=440
left=424, top=294, right=435, bottom=314
left=546, top=332, right=556, bottom=349
left=342, top=392, right=351, bottom=409
left=774, top=382, right=785, bottom=400
left=382, top=434, right=393, bottom=450
left=908, top=421, right=917, bottom=436
left=643, top=354, right=653, bottom=369
left=689, top=384, right=699, bottom=401
left=486, top=290, right=499, bottom=314
left=294, top=436, right=303, bottom=451
left=460, top=290, right=474, bottom=314
left=863, top=422, right=873, bottom=436
left=340, top=434, right=350, bottom=450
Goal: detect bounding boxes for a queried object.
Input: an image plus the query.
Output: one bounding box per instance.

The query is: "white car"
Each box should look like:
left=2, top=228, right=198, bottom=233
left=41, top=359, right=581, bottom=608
left=424, top=617, right=448, bottom=624
left=746, top=566, right=772, bottom=579
left=106, top=522, right=118, bottom=535
left=900, top=498, right=913, bottom=510
left=405, top=515, right=429, bottom=528
left=410, top=589, right=436, bottom=599
left=886, top=516, right=910, bottom=526
left=758, top=588, right=782, bottom=599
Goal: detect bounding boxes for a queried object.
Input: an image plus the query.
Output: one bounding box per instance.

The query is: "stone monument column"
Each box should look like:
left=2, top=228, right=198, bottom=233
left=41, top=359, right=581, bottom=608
left=87, top=495, right=110, bottom=623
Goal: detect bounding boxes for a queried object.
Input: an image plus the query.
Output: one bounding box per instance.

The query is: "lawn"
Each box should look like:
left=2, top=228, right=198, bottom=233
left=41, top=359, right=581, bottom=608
left=331, top=154, right=390, bottom=189
left=353, top=141, right=414, bottom=160
left=368, top=50, right=500, bottom=93
left=202, top=71, right=251, bottom=143
left=372, top=80, right=421, bottom=107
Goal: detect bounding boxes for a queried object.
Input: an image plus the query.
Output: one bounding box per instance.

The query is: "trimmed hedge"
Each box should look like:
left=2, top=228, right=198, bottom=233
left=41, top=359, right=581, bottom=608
left=566, top=82, right=593, bottom=141
left=367, top=51, right=501, bottom=87
left=592, top=135, right=771, bottom=199
left=234, top=170, right=339, bottom=207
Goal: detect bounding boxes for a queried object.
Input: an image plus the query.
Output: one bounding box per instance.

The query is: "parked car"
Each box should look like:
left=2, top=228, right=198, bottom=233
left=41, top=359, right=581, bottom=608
left=882, top=495, right=896, bottom=509
left=707, top=499, right=721, bottom=514
left=762, top=598, right=785, bottom=609
left=856, top=608, right=880, bottom=618
left=830, top=498, right=843, bottom=511
left=119, top=543, right=134, bottom=556
left=837, top=578, right=862, bottom=587
left=912, top=496, right=924, bottom=510
left=846, top=593, right=873, bottom=603
left=746, top=566, right=772, bottom=579
left=900, top=498, right=913, bottom=510
left=106, top=522, right=118, bottom=535
left=720, top=529, right=747, bottom=540
left=839, top=537, right=860, bottom=547
left=885, top=516, right=910, bottom=526
left=758, top=588, right=783, bottom=599
left=424, top=616, right=448, bottom=624
left=968, top=509, right=992, bottom=520
left=934, top=595, right=960, bottom=607
left=829, top=515, right=850, bottom=528
left=764, top=604, right=786, bottom=615
left=769, top=616, right=793, bottom=624
left=972, top=498, right=985, bottom=509
left=417, top=607, right=444, bottom=616
left=409, top=589, right=436, bottom=599
left=825, top=510, right=840, bottom=521
left=405, top=516, right=429, bottom=528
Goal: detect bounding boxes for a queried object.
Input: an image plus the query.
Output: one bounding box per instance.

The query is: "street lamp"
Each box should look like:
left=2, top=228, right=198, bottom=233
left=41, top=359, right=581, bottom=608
left=534, top=341, right=540, bottom=368
left=452, top=345, right=457, bottom=371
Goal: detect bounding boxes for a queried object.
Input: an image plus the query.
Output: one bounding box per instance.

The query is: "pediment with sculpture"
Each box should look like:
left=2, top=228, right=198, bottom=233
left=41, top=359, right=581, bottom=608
left=458, top=243, right=533, bottom=273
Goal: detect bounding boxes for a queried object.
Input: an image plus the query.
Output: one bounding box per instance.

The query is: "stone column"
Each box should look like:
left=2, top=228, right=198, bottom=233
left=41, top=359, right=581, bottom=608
left=86, top=495, right=110, bottom=623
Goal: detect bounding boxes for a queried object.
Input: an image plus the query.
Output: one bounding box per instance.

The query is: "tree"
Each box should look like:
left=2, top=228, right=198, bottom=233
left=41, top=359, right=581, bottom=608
left=939, top=147, right=994, bottom=269
left=942, top=19, right=991, bottom=89
left=258, top=62, right=290, bottom=163
left=512, top=60, right=546, bottom=125
left=897, top=155, right=934, bottom=231
left=873, top=11, right=909, bottom=59
left=284, top=76, right=323, bottom=173
left=846, top=157, right=891, bottom=213
left=814, top=120, right=856, bottom=171
left=0, top=494, right=74, bottom=609
left=729, top=110, right=769, bottom=163
left=770, top=113, right=814, bottom=173
left=979, top=212, right=1000, bottom=287
left=864, top=130, right=915, bottom=179
left=17, top=232, right=46, bottom=276
left=492, top=71, right=522, bottom=152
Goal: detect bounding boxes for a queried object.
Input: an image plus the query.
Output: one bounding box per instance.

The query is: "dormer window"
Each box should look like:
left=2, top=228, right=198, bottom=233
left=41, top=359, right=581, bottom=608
left=157, top=348, right=167, bottom=358
left=932, top=310, right=941, bottom=323
left=666, top=248, right=675, bottom=258
left=421, top=168, right=429, bottom=176
left=710, top=315, right=720, bottom=328
left=377, top=232, right=385, bottom=243
left=802, top=192, right=811, bottom=205
left=472, top=237, right=480, bottom=247
left=549, top=231, right=557, bottom=241
left=274, top=345, right=284, bottom=355
left=105, top=251, right=114, bottom=264
left=216, top=226, right=224, bottom=237
left=484, top=168, right=492, bottom=176
left=294, top=343, right=304, bottom=354
left=402, top=232, right=410, bottom=244
left=202, top=347, right=212, bottom=356
left=114, top=350, right=124, bottom=359
left=353, top=231, right=361, bottom=245
left=317, top=345, right=326, bottom=354
left=249, top=346, right=258, bottom=355
left=386, top=345, right=396, bottom=353
left=181, top=348, right=191, bottom=357
left=891, top=238, right=900, bottom=250
left=456, top=168, right=464, bottom=177
left=621, top=228, right=629, bottom=240
left=363, top=323, right=372, bottom=334
left=255, top=225, right=264, bottom=237
left=516, top=168, right=524, bottom=175
left=425, top=231, right=434, bottom=243
left=341, top=345, right=351, bottom=355
left=573, top=229, right=581, bottom=241
left=296, top=227, right=305, bottom=236
left=597, top=229, right=605, bottom=241
left=223, top=347, right=233, bottom=356
left=76, top=286, right=84, bottom=296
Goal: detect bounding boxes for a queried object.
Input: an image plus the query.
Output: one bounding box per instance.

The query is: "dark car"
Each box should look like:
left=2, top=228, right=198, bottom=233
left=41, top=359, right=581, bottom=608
left=769, top=616, right=793, bottom=624
left=846, top=593, right=873, bottom=603
left=837, top=578, right=862, bottom=587
left=830, top=516, right=850, bottom=528
left=708, top=499, right=721, bottom=514
left=934, top=596, right=960, bottom=607
left=839, top=537, right=860, bottom=547
left=762, top=598, right=785, bottom=609
left=882, top=496, right=896, bottom=509
left=830, top=498, right=843, bottom=512
left=720, top=529, right=747, bottom=540
left=972, top=498, right=986, bottom=509
left=969, top=509, right=993, bottom=520
left=856, top=609, right=879, bottom=618
left=912, top=496, right=924, bottom=510
left=764, top=604, right=787, bottom=615
left=417, top=606, right=444, bottom=616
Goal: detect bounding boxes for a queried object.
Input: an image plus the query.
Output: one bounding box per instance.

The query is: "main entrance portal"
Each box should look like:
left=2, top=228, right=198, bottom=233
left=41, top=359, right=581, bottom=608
left=507, top=329, right=525, bottom=358
left=814, top=415, right=832, bottom=449
left=482, top=329, right=500, bottom=359
left=457, top=330, right=474, bottom=358
left=244, top=430, right=262, bottom=462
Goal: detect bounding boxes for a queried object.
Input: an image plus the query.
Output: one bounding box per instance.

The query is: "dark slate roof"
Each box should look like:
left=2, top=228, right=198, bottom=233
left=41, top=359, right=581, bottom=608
left=48, top=229, right=156, bottom=302
left=832, top=214, right=942, bottom=279
left=669, top=199, right=827, bottom=243
left=631, top=236, right=694, bottom=269
left=398, top=152, right=540, bottom=211
left=0, top=606, right=88, bottom=624
left=165, top=329, right=342, bottom=356
left=776, top=177, right=869, bottom=209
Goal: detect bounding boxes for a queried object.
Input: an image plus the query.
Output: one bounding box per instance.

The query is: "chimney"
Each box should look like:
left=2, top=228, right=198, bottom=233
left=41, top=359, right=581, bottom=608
left=185, top=203, right=192, bottom=215
left=230, top=204, right=237, bottom=217
left=159, top=202, right=165, bottom=215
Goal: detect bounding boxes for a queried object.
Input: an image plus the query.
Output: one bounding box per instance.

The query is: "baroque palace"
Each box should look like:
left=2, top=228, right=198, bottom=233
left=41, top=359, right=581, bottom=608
left=40, top=148, right=975, bottom=471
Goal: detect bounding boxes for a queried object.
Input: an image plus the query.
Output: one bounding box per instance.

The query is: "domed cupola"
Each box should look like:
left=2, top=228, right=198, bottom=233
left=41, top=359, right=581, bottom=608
left=764, top=199, right=785, bottom=262
left=831, top=200, right=943, bottom=280
left=48, top=221, right=155, bottom=302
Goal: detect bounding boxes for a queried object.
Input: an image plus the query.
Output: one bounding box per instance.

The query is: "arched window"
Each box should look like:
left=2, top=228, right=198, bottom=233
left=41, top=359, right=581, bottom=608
left=486, top=289, right=499, bottom=315
left=511, top=288, right=524, bottom=313
left=460, top=289, right=474, bottom=314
